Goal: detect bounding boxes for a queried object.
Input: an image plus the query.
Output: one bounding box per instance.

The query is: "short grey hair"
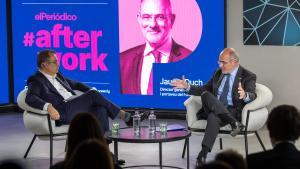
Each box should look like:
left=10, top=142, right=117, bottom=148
left=220, top=48, right=240, bottom=62
left=228, top=48, right=239, bottom=62
left=139, top=0, right=173, bottom=14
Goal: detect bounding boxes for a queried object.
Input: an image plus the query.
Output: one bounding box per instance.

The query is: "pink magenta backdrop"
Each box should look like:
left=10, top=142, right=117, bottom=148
left=118, top=0, right=202, bottom=52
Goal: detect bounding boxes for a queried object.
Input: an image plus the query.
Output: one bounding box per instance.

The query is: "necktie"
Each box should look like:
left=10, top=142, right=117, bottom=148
left=219, top=74, right=230, bottom=106
left=147, top=51, right=161, bottom=95
left=153, top=50, right=162, bottom=63
left=55, top=77, right=76, bottom=95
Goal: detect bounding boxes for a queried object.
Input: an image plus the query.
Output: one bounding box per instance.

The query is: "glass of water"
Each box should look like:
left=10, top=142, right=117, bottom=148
left=112, top=121, right=120, bottom=134
left=159, top=122, right=168, bottom=136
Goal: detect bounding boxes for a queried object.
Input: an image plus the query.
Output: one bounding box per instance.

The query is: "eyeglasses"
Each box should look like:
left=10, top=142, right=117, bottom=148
left=46, top=60, right=58, bottom=65
left=139, top=14, right=171, bottom=23
left=218, top=60, right=231, bottom=65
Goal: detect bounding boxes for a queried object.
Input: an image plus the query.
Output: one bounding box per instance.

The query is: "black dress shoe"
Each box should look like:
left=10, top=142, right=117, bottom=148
left=230, top=121, right=245, bottom=137
left=125, top=111, right=150, bottom=127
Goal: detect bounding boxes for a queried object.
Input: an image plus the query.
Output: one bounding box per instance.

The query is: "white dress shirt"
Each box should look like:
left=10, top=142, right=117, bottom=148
left=186, top=66, right=250, bottom=103
left=140, top=38, right=173, bottom=95
left=39, top=70, right=73, bottom=110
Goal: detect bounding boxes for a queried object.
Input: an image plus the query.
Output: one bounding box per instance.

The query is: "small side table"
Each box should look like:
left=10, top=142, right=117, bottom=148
left=105, top=127, right=191, bottom=169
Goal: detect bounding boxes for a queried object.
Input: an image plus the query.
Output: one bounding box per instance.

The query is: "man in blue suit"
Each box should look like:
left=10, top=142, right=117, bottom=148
left=172, top=48, right=256, bottom=167
left=25, top=49, right=146, bottom=132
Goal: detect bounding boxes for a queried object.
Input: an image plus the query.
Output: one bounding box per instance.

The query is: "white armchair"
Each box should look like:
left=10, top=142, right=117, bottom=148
left=17, top=88, right=69, bottom=166
left=182, top=83, right=273, bottom=157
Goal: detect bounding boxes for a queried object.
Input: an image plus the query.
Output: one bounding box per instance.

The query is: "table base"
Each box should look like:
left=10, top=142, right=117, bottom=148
left=114, top=138, right=190, bottom=169
left=123, top=164, right=184, bottom=169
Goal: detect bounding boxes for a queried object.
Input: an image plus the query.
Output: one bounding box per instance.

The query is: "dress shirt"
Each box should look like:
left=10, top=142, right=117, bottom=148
left=186, top=66, right=250, bottom=103
left=39, top=70, right=73, bottom=110
left=217, top=66, right=239, bottom=106
left=141, top=37, right=172, bottom=95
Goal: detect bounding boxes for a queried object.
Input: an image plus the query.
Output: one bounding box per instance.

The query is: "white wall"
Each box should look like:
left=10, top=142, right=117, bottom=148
left=227, top=0, right=300, bottom=109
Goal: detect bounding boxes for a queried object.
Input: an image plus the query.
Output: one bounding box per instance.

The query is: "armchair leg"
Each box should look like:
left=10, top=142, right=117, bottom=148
left=182, top=139, right=187, bottom=158
left=65, top=138, right=68, bottom=152
left=50, top=135, right=53, bottom=166
left=244, top=132, right=248, bottom=156
left=255, top=131, right=266, bottom=151
left=219, top=138, right=223, bottom=150
left=24, top=135, right=37, bottom=158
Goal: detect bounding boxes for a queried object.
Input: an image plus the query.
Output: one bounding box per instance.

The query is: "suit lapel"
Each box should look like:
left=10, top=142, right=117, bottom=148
left=217, top=73, right=224, bottom=88
left=169, top=41, right=182, bottom=62
left=36, top=71, right=61, bottom=96
left=56, top=73, right=75, bottom=94
left=213, top=72, right=224, bottom=96
left=232, top=67, right=242, bottom=100
left=133, top=45, right=146, bottom=94
left=213, top=67, right=241, bottom=100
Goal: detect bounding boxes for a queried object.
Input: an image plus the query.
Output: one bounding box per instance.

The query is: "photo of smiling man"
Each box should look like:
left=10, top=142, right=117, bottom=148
left=120, top=0, right=192, bottom=95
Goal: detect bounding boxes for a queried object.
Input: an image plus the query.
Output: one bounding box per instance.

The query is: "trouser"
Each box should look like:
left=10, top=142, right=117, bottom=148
left=197, top=91, right=240, bottom=150
left=56, top=90, right=121, bottom=132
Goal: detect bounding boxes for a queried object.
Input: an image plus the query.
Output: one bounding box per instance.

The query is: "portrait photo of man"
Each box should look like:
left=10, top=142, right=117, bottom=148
left=120, top=0, right=198, bottom=95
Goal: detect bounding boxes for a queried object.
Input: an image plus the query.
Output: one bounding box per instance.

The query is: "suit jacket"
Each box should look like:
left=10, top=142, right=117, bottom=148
left=120, top=41, right=191, bottom=94
left=188, top=66, right=257, bottom=113
left=25, top=71, right=91, bottom=110
left=247, top=142, right=300, bottom=169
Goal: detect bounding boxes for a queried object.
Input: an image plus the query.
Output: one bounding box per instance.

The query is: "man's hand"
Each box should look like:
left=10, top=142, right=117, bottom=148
left=47, top=104, right=60, bottom=120
left=171, top=75, right=188, bottom=89
left=238, top=82, right=246, bottom=99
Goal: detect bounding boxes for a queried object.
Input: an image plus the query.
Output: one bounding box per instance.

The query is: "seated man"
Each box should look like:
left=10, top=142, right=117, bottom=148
left=247, top=105, right=300, bottom=169
left=25, top=49, right=147, bottom=132
left=171, top=48, right=256, bottom=167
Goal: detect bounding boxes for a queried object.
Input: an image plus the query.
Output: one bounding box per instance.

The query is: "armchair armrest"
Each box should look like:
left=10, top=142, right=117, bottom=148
left=17, top=88, right=55, bottom=135
left=18, top=87, right=69, bottom=138
left=184, top=96, right=203, bottom=127
left=17, top=88, right=49, bottom=115
left=242, top=84, right=272, bottom=112
left=241, top=83, right=273, bottom=131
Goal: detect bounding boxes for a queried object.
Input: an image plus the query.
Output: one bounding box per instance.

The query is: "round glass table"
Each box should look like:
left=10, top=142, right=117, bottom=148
left=105, top=127, right=191, bottom=169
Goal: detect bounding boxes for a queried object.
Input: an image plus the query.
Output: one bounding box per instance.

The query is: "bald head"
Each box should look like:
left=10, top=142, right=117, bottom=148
left=218, top=48, right=240, bottom=74
left=220, top=48, right=239, bottom=62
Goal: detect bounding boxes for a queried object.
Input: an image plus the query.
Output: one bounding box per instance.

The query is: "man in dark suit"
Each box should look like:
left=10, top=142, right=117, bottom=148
left=247, top=105, right=300, bottom=169
left=120, top=0, right=191, bottom=95
left=171, top=48, right=256, bottom=167
left=25, top=49, right=146, bottom=133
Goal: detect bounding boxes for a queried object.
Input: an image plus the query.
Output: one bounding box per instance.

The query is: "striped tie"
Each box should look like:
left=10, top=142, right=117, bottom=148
left=219, top=74, right=230, bottom=105
left=147, top=51, right=161, bottom=95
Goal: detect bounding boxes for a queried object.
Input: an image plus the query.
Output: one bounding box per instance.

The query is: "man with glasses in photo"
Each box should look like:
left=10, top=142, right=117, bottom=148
left=120, top=0, right=191, bottom=95
left=171, top=48, right=257, bottom=167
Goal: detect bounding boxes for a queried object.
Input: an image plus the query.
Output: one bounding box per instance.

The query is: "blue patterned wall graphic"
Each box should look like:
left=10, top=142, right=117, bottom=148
left=243, top=0, right=300, bottom=46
